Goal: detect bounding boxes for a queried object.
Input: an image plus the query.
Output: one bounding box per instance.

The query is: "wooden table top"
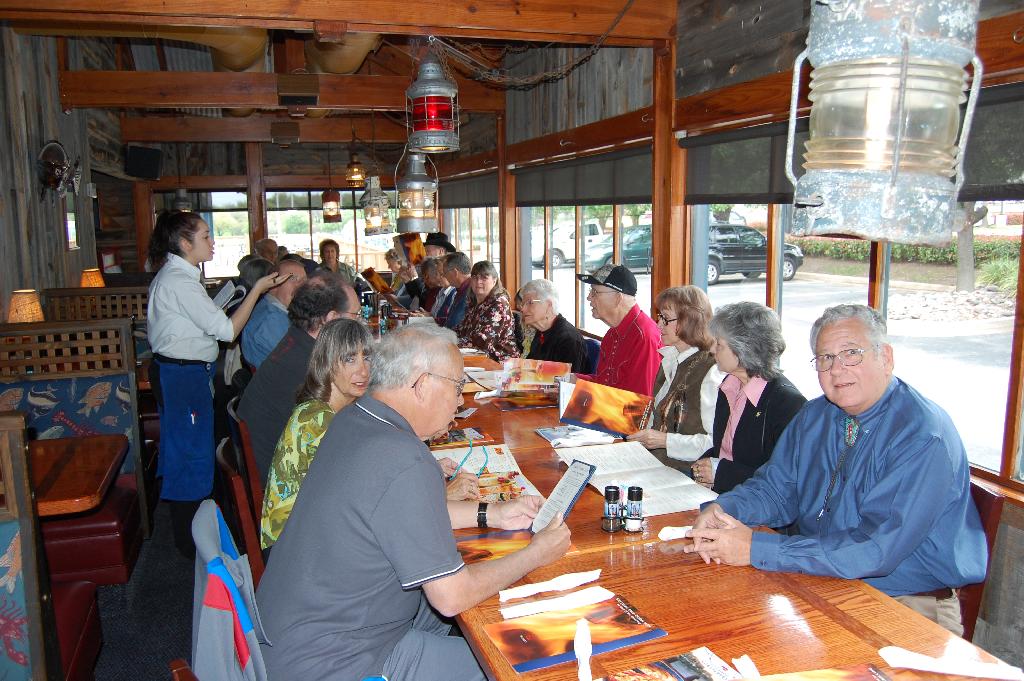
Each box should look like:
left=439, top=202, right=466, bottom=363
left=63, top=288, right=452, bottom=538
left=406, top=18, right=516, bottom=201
left=29, top=434, right=128, bottom=516
left=452, top=382, right=1004, bottom=681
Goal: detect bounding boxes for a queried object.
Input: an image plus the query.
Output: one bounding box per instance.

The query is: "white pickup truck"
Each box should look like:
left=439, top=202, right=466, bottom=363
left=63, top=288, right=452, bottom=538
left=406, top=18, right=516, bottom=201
left=531, top=221, right=604, bottom=268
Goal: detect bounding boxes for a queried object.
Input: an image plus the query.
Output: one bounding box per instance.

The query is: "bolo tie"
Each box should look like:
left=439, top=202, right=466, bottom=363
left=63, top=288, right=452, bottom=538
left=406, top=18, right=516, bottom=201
left=817, top=416, right=860, bottom=520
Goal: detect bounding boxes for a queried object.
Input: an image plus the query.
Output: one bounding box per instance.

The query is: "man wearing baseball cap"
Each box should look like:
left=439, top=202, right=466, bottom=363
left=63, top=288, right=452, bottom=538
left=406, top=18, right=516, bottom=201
left=575, top=263, right=662, bottom=395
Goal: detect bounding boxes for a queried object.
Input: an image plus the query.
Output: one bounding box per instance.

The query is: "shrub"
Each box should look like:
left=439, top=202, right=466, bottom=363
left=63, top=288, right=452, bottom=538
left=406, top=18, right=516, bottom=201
left=788, top=234, right=1020, bottom=265
left=977, top=259, right=1020, bottom=292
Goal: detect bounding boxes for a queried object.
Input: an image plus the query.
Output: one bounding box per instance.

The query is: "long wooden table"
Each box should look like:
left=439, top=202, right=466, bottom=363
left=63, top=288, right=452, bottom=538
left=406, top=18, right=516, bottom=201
left=453, top=359, right=1004, bottom=680
left=29, top=434, right=128, bottom=516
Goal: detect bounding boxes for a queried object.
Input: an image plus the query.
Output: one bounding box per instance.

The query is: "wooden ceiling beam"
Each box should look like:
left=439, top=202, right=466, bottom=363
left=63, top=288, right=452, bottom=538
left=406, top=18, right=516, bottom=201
left=0, top=0, right=675, bottom=44
left=505, top=107, right=654, bottom=167
left=60, top=71, right=504, bottom=111
left=675, top=10, right=1024, bottom=136
left=121, top=115, right=409, bottom=143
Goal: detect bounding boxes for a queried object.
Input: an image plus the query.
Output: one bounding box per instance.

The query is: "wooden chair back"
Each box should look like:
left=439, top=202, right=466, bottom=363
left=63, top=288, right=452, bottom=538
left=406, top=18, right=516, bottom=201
left=168, top=658, right=199, bottom=681
left=42, top=286, right=149, bottom=322
left=0, top=319, right=152, bottom=535
left=215, top=438, right=265, bottom=587
left=226, top=396, right=264, bottom=521
left=959, top=480, right=1005, bottom=641
left=0, top=411, right=61, bottom=678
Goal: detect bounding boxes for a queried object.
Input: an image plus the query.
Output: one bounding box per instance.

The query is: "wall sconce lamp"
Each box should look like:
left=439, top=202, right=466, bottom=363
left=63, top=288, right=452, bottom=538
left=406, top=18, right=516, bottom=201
left=80, top=268, right=105, bottom=288
left=785, top=0, right=982, bottom=246
left=7, top=290, right=44, bottom=323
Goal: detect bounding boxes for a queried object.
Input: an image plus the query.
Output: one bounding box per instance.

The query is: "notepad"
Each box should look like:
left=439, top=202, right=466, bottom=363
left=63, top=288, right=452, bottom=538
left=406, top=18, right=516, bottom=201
left=531, top=460, right=596, bottom=532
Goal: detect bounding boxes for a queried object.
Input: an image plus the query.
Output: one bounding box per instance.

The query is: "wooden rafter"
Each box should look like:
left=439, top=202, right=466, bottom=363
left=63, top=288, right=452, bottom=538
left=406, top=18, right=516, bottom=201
left=0, top=0, right=675, bottom=45
left=59, top=71, right=503, bottom=111
left=120, top=115, right=409, bottom=143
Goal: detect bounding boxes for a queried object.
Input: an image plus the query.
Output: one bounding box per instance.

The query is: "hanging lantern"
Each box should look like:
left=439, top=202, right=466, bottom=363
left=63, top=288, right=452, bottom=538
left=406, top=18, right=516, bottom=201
left=360, top=176, right=393, bottom=236
left=171, top=187, right=192, bottom=212
left=345, top=152, right=366, bottom=189
left=406, top=52, right=459, bottom=153
left=785, top=0, right=982, bottom=246
left=322, top=144, right=341, bottom=223
left=396, top=152, right=438, bottom=233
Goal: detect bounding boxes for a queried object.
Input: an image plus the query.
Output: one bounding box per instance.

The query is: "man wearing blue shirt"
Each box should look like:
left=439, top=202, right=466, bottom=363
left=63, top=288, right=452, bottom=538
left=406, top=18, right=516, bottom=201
left=241, top=258, right=306, bottom=368
left=686, top=304, right=986, bottom=635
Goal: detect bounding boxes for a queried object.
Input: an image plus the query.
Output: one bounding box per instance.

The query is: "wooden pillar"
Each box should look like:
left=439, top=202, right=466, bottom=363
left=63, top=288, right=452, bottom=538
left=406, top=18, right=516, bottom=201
left=765, top=204, right=781, bottom=311
left=650, top=40, right=681, bottom=299
left=867, top=241, right=889, bottom=312
left=132, top=181, right=154, bottom=269
left=246, top=142, right=267, bottom=246
left=1000, top=235, right=1024, bottom=478
left=497, top=114, right=519, bottom=295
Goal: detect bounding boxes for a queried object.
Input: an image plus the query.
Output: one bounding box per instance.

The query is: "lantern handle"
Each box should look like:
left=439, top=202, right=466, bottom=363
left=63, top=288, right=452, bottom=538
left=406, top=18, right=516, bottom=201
left=954, top=56, right=983, bottom=193
left=784, top=50, right=809, bottom=190
left=394, top=144, right=409, bottom=183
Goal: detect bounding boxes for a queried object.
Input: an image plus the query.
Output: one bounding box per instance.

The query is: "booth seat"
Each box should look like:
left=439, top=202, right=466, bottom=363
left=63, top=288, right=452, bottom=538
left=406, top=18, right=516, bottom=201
left=53, top=581, right=102, bottom=681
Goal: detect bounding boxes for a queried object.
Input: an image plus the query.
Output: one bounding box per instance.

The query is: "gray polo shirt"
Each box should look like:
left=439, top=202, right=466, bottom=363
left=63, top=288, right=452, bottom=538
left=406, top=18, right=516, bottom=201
left=257, top=396, right=465, bottom=681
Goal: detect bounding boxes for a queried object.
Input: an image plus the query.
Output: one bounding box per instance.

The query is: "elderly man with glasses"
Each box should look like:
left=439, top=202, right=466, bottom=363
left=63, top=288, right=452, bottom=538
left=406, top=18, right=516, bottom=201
left=258, top=324, right=570, bottom=681
left=575, top=263, right=663, bottom=395
left=685, top=304, right=987, bottom=636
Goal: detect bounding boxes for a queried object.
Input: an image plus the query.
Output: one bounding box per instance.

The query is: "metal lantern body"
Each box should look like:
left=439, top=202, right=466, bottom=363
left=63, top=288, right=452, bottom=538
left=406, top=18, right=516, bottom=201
left=396, top=153, right=438, bottom=233
left=171, top=187, right=192, bottom=212
left=360, top=176, right=393, bottom=236
left=787, top=0, right=981, bottom=246
left=322, top=188, right=342, bottom=223
left=406, top=53, right=459, bottom=153
left=345, top=153, right=366, bottom=189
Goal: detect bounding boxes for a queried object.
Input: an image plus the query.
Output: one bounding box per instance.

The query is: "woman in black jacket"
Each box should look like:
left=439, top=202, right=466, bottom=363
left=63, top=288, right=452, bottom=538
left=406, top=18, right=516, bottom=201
left=692, top=301, right=806, bottom=493
left=519, top=278, right=588, bottom=372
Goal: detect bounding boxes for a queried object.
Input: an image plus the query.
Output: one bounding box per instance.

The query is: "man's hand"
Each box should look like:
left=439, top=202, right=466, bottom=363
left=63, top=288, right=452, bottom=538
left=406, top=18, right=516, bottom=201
left=627, top=428, right=667, bottom=449
left=491, top=495, right=543, bottom=530
left=691, top=458, right=716, bottom=489
left=684, top=506, right=752, bottom=566
left=529, top=512, right=571, bottom=566
left=446, top=471, right=479, bottom=501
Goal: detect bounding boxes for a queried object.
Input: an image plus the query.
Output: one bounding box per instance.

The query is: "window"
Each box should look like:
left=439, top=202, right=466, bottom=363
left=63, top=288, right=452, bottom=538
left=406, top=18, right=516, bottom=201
left=155, top=190, right=249, bottom=277
left=64, top=194, right=79, bottom=250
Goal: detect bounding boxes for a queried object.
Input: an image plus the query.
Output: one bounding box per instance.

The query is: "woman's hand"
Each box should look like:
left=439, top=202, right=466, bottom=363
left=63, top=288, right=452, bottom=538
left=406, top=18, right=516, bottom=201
left=252, top=272, right=291, bottom=295
left=627, top=428, right=667, bottom=449
left=446, top=471, right=479, bottom=501
left=691, top=458, right=716, bottom=488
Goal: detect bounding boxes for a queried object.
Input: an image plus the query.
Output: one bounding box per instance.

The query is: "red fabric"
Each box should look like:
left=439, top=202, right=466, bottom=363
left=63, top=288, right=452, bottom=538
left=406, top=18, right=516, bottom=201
left=203, top=574, right=252, bottom=670
left=577, top=305, right=662, bottom=396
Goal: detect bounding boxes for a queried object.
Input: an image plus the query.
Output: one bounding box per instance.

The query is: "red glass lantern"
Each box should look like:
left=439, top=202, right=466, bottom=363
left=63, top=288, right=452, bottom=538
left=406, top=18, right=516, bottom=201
left=406, top=53, right=459, bottom=153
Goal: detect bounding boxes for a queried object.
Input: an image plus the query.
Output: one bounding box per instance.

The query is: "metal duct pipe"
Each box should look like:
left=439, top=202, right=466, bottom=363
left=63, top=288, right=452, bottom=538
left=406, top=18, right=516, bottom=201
left=302, top=33, right=382, bottom=118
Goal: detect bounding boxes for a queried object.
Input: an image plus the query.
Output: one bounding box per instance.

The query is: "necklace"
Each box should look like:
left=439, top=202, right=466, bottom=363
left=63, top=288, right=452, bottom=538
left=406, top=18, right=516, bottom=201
left=817, top=415, right=861, bottom=520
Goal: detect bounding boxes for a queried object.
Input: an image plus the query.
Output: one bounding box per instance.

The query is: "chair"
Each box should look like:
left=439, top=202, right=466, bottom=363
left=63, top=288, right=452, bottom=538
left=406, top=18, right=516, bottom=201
left=959, top=480, right=1004, bottom=641
left=168, top=658, right=200, bottom=681
left=191, top=499, right=269, bottom=681
left=215, top=438, right=265, bottom=587
left=226, top=396, right=265, bottom=522
left=583, top=337, right=601, bottom=374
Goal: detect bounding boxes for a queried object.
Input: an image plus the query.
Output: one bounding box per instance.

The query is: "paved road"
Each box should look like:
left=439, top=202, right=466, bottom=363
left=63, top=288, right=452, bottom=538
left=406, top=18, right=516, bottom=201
left=540, top=267, right=1013, bottom=472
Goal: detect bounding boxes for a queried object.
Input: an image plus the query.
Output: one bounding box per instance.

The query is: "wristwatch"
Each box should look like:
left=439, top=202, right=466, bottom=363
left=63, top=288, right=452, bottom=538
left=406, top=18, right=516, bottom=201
left=477, top=502, right=489, bottom=528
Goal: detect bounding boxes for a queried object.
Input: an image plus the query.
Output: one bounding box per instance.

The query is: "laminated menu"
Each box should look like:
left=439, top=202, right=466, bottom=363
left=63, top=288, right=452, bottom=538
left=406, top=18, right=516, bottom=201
left=500, top=358, right=571, bottom=392
left=360, top=267, right=394, bottom=294
left=555, top=441, right=717, bottom=516
left=560, top=379, right=653, bottom=438
left=394, top=232, right=426, bottom=266
left=597, top=646, right=744, bottom=680
left=431, top=444, right=540, bottom=503
left=483, top=595, right=666, bottom=673
left=428, top=427, right=497, bottom=450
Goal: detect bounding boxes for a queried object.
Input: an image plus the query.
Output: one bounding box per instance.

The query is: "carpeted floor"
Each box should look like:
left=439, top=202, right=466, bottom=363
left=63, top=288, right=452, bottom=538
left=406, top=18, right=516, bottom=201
left=94, top=502, right=193, bottom=680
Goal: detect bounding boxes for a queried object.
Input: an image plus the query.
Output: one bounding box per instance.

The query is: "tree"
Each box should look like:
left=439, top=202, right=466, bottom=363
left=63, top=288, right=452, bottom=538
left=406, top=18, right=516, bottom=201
left=283, top=212, right=310, bottom=235
left=710, top=203, right=734, bottom=223
left=956, top=202, right=988, bottom=292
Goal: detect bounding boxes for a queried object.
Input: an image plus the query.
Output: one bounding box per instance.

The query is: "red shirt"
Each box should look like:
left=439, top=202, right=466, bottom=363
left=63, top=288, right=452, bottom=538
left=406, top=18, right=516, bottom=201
left=577, top=304, right=662, bottom=396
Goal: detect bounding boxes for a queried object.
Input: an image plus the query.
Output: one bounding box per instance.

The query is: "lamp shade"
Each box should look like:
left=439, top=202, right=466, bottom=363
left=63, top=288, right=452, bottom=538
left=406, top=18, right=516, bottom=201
left=322, top=188, right=342, bottom=223
left=7, top=290, right=44, bottom=323
left=406, top=53, right=459, bottom=153
left=80, top=267, right=105, bottom=287
left=396, top=153, right=438, bottom=233
left=786, top=0, right=981, bottom=246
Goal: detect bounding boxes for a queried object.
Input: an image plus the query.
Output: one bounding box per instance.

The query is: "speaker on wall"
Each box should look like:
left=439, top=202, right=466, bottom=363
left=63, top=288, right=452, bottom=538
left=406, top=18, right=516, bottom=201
left=124, top=145, right=163, bottom=180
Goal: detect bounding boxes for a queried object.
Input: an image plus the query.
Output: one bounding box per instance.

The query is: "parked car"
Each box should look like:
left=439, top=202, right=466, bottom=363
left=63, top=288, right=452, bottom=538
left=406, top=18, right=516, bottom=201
left=582, top=223, right=804, bottom=285
left=531, top=221, right=603, bottom=268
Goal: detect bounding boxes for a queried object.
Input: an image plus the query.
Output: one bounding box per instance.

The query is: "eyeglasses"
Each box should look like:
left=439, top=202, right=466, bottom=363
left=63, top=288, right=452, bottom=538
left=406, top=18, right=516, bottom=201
left=656, top=313, right=678, bottom=325
left=812, top=347, right=868, bottom=372
left=586, top=288, right=617, bottom=300
left=521, top=299, right=542, bottom=307
left=421, top=372, right=468, bottom=396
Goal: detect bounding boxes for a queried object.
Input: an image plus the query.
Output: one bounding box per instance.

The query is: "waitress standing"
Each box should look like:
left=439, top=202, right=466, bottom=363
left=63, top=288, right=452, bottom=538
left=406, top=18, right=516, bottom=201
left=147, top=211, right=287, bottom=556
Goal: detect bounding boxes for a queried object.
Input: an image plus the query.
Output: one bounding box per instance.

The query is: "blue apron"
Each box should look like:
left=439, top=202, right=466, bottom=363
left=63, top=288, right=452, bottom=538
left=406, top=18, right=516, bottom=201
left=153, top=358, right=216, bottom=501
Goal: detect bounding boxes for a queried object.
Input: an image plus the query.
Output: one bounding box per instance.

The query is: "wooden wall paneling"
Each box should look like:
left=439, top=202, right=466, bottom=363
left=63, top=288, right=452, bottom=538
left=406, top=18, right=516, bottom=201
left=132, top=181, right=153, bottom=270
left=0, top=0, right=677, bottom=44
left=650, top=41, right=678, bottom=298
left=95, top=172, right=139, bottom=272
left=71, top=36, right=128, bottom=179
left=245, top=142, right=267, bottom=244
left=506, top=46, right=653, bottom=144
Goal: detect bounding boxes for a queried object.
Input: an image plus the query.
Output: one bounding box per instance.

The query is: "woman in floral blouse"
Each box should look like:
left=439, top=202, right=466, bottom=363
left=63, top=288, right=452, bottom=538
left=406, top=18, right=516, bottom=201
left=260, top=319, right=373, bottom=551
left=455, top=260, right=519, bottom=362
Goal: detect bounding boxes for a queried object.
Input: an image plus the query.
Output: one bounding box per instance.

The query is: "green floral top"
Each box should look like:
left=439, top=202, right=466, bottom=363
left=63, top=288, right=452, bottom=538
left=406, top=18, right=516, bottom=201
left=260, top=399, right=335, bottom=549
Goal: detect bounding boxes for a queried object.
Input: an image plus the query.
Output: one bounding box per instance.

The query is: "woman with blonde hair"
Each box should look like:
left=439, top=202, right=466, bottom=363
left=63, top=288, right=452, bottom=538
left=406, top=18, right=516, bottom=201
left=628, top=286, right=724, bottom=468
